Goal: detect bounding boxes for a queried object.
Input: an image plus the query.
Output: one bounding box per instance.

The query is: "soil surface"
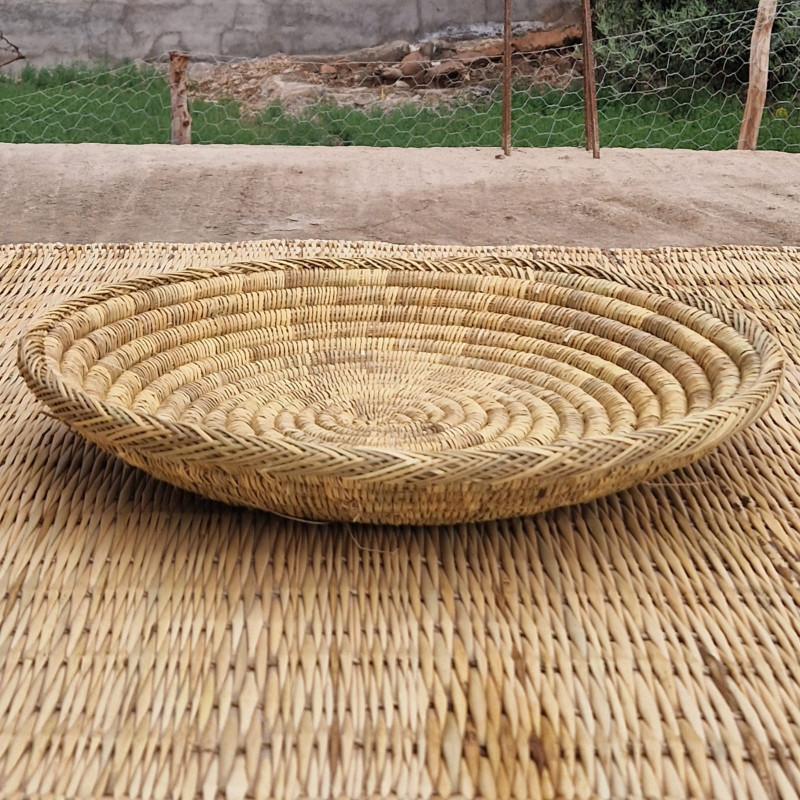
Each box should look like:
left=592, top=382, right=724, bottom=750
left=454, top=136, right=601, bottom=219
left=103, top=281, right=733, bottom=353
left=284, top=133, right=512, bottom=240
left=1, top=144, right=797, bottom=247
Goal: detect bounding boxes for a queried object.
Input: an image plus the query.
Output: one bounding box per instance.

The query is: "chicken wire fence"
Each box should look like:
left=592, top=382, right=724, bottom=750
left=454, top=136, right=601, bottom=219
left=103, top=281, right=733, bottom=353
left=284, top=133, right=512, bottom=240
left=0, top=2, right=798, bottom=151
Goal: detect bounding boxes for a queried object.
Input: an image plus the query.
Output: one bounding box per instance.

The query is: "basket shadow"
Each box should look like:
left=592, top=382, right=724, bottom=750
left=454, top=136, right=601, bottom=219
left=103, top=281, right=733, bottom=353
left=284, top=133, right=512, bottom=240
left=10, top=414, right=792, bottom=612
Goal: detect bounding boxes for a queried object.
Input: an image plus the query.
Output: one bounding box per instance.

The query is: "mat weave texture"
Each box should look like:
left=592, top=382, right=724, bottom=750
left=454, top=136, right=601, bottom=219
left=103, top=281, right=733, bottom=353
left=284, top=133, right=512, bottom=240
left=2, top=241, right=800, bottom=800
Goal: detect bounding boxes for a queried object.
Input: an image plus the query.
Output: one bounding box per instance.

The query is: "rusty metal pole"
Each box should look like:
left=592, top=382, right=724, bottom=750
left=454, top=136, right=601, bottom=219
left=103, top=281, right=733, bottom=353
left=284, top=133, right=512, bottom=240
left=168, top=51, right=192, bottom=145
left=581, top=0, right=600, bottom=158
left=582, top=32, right=592, bottom=150
left=502, top=0, right=512, bottom=155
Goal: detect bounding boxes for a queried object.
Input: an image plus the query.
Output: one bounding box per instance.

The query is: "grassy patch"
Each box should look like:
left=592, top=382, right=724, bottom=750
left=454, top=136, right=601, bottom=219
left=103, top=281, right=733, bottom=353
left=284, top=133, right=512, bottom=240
left=0, top=61, right=797, bottom=151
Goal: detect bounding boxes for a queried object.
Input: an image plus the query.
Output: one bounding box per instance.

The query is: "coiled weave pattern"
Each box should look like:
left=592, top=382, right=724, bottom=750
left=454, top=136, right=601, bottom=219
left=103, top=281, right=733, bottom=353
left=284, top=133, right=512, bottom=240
left=18, top=257, right=783, bottom=524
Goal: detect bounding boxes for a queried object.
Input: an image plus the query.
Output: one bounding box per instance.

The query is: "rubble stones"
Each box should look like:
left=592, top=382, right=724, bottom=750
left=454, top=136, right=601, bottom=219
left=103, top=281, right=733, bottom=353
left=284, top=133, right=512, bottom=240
left=427, top=60, right=465, bottom=86
left=189, top=25, right=583, bottom=114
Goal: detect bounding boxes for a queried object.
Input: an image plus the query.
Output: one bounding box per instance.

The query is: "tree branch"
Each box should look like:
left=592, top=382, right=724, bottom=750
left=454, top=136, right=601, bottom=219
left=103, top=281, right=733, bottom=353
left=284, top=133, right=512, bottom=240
left=0, top=32, right=25, bottom=69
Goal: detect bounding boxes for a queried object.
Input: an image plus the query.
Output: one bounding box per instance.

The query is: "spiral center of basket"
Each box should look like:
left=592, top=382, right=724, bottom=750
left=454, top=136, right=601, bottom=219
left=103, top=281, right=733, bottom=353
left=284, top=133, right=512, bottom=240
left=194, top=359, right=582, bottom=452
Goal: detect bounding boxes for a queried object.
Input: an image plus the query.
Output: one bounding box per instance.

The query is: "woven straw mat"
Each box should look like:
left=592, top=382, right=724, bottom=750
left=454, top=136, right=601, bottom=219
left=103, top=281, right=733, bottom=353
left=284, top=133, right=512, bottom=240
left=2, top=240, right=800, bottom=800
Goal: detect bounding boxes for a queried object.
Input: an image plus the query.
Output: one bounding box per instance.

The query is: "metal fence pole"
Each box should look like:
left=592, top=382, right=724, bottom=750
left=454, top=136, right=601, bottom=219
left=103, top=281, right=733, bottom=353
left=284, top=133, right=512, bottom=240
left=502, top=0, right=512, bottom=155
left=581, top=0, right=600, bottom=158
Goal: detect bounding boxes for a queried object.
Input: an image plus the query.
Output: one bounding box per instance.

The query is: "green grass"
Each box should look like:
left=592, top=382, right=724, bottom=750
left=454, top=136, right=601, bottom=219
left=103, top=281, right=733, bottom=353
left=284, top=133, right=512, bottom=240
left=1, top=62, right=797, bottom=151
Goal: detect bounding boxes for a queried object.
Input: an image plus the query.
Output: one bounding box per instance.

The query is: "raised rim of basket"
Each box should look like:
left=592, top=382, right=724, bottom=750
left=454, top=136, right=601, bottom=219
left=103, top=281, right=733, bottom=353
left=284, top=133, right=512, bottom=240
left=17, top=257, right=785, bottom=485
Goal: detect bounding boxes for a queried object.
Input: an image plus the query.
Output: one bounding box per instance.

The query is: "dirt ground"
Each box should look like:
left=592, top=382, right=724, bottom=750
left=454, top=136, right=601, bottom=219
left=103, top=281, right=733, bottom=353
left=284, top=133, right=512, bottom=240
left=1, top=144, right=798, bottom=247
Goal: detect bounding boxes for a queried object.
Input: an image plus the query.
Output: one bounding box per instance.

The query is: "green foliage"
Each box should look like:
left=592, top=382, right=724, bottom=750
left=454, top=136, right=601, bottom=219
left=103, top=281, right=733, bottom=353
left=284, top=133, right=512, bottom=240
left=771, top=3, right=800, bottom=93
left=0, top=62, right=797, bottom=151
left=0, top=62, right=171, bottom=143
left=594, top=0, right=753, bottom=37
left=593, top=0, right=800, bottom=101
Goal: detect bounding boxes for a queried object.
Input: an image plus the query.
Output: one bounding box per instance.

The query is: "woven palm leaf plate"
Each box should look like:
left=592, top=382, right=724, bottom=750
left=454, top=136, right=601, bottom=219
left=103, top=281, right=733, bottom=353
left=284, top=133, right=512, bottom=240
left=18, top=256, right=783, bottom=525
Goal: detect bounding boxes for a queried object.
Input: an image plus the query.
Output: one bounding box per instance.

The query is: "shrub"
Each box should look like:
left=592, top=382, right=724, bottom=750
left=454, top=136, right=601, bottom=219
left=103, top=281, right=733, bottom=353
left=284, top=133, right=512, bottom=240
left=592, top=0, right=800, bottom=101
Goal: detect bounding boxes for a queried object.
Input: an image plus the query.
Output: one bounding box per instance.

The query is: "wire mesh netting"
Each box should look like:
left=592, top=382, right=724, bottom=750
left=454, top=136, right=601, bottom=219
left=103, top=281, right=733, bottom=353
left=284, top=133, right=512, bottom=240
left=0, top=2, right=798, bottom=150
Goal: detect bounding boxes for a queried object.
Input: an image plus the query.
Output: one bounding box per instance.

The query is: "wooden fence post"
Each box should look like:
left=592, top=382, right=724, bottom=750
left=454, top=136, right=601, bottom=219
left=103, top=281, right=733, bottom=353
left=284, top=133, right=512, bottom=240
left=581, top=0, right=600, bottom=158
left=502, top=0, right=512, bottom=155
left=168, top=51, right=192, bottom=145
left=738, top=0, right=777, bottom=150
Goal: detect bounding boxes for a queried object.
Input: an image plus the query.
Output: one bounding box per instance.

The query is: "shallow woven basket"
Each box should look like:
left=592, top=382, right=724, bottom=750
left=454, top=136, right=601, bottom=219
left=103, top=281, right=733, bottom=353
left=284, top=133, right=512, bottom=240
left=18, top=256, right=783, bottom=525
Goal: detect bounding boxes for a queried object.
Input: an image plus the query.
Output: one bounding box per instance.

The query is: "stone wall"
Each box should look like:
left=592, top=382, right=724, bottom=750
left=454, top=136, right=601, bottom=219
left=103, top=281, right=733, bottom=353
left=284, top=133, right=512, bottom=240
left=3, top=0, right=578, bottom=66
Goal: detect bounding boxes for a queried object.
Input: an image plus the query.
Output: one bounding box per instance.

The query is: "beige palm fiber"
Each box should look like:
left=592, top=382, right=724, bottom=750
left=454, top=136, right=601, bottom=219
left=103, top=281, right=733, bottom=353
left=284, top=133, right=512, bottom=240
left=2, top=240, right=800, bottom=798
left=17, top=256, right=782, bottom=525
